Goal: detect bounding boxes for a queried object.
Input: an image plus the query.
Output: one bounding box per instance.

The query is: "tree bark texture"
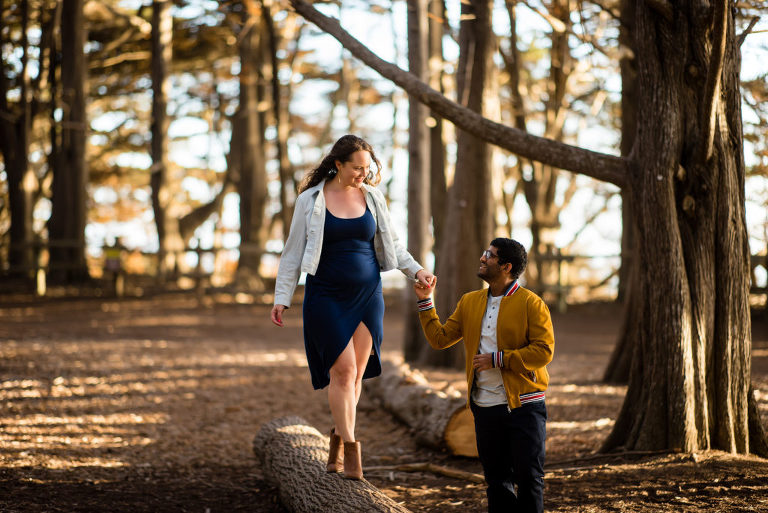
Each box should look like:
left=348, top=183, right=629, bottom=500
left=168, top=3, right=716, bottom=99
left=252, top=416, right=413, bottom=513
left=604, top=0, right=638, bottom=381
left=617, top=0, right=638, bottom=303
left=363, top=359, right=477, bottom=457
left=150, top=0, right=181, bottom=279
left=403, top=0, right=431, bottom=364
left=49, top=0, right=89, bottom=283
left=602, top=2, right=762, bottom=454
left=430, top=0, right=494, bottom=369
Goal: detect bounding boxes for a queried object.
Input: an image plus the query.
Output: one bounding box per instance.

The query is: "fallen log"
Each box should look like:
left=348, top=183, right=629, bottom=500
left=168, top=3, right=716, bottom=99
left=364, top=358, right=478, bottom=457
left=253, top=416, right=412, bottom=513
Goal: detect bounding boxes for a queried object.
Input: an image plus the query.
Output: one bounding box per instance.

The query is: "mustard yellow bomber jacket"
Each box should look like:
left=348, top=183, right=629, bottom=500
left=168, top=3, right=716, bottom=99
left=418, top=286, right=555, bottom=410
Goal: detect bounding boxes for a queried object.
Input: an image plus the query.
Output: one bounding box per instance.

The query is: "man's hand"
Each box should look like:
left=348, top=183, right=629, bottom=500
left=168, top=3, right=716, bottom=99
left=472, top=353, right=493, bottom=372
left=413, top=276, right=436, bottom=301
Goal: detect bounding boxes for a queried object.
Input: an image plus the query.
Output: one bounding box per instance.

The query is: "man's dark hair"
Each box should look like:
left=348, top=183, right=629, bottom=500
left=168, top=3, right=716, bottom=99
left=491, top=238, right=527, bottom=280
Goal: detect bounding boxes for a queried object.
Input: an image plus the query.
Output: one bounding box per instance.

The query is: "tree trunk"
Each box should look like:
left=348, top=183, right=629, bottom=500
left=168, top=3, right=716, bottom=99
left=0, top=0, right=35, bottom=283
left=602, top=2, right=765, bottom=454
left=403, top=0, right=431, bottom=363
left=364, top=359, right=477, bottom=457
left=428, top=0, right=494, bottom=369
left=237, top=1, right=269, bottom=281
left=252, top=416, right=412, bottom=513
left=49, top=0, right=89, bottom=284
left=428, top=0, right=446, bottom=270
left=603, top=0, right=638, bottom=383
left=150, top=0, right=181, bottom=279
left=616, top=0, right=637, bottom=303
left=519, top=0, right=572, bottom=294
left=264, top=2, right=294, bottom=242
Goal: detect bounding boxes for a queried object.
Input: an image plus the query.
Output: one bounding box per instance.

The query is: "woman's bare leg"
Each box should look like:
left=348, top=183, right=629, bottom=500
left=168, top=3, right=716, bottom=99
left=351, top=322, right=373, bottom=405
left=328, top=323, right=374, bottom=442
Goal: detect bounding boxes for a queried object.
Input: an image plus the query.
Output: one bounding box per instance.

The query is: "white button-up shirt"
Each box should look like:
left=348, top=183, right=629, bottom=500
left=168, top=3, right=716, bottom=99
left=471, top=293, right=507, bottom=406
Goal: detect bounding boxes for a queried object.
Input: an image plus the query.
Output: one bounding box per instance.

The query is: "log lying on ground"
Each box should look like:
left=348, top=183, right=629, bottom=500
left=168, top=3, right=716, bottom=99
left=253, top=416, right=412, bottom=513
left=364, top=358, right=478, bottom=457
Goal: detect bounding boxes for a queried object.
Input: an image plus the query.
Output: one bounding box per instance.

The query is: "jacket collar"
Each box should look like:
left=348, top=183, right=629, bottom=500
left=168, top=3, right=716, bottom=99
left=487, top=280, right=520, bottom=298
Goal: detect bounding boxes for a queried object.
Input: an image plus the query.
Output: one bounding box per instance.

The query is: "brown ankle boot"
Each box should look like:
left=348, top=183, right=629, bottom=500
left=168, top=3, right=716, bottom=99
left=343, top=440, right=363, bottom=480
left=326, top=428, right=344, bottom=473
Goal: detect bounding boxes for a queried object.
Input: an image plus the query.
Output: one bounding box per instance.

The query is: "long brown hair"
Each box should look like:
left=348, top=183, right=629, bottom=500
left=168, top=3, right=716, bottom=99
left=298, top=134, right=382, bottom=193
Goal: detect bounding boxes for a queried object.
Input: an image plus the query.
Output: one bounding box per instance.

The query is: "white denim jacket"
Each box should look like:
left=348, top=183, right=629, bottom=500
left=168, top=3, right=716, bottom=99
left=274, top=181, right=423, bottom=308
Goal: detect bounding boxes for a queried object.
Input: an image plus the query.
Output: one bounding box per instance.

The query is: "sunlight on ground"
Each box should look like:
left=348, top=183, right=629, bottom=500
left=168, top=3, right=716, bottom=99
left=0, top=412, right=167, bottom=469
left=0, top=328, right=311, bottom=473
left=549, top=418, right=614, bottom=431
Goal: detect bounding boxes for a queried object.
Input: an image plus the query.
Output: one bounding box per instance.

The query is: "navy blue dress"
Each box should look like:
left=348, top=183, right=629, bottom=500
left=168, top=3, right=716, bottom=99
left=302, top=207, right=384, bottom=390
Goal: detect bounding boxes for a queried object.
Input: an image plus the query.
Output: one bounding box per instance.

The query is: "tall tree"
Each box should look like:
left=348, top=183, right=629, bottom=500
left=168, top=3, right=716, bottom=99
left=429, top=0, right=495, bottom=368
left=236, top=0, right=269, bottom=281
left=288, top=0, right=768, bottom=455
left=603, top=0, right=638, bottom=383
left=150, top=0, right=181, bottom=278
left=427, top=0, right=447, bottom=270
left=49, top=0, right=89, bottom=283
left=522, top=0, right=575, bottom=292
left=0, top=0, right=36, bottom=283
left=403, top=0, right=431, bottom=363
left=263, top=0, right=296, bottom=242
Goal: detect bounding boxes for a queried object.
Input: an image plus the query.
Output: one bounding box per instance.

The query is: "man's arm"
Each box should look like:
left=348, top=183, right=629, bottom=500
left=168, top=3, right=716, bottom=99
left=413, top=283, right=464, bottom=350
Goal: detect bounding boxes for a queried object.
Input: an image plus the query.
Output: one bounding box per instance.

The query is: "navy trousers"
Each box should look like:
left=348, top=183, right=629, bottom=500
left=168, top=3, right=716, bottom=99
left=470, top=400, right=547, bottom=513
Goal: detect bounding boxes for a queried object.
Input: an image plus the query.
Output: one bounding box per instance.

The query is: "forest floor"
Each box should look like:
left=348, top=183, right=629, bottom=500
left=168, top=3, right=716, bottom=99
left=0, top=289, right=767, bottom=512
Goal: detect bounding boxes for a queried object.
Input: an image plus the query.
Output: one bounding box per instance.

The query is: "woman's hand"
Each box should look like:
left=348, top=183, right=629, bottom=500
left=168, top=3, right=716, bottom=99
left=415, top=269, right=436, bottom=288
left=271, top=304, right=286, bottom=327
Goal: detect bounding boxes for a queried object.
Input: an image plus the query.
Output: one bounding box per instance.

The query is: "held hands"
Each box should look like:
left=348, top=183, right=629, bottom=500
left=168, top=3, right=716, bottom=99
left=413, top=269, right=437, bottom=301
left=415, top=269, right=436, bottom=288
left=472, top=353, right=494, bottom=372
left=271, top=304, right=286, bottom=327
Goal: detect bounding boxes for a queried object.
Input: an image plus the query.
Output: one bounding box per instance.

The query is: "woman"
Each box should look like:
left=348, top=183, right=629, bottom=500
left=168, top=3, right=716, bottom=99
left=270, top=134, right=435, bottom=480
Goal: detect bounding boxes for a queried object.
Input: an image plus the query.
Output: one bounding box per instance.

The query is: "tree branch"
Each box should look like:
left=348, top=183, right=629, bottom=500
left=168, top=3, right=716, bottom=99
left=702, top=0, right=728, bottom=160
left=737, top=16, right=759, bottom=47
left=288, top=0, right=627, bottom=187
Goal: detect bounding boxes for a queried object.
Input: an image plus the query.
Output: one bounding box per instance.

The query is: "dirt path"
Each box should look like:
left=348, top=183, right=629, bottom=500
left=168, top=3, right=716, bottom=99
left=1, top=293, right=767, bottom=512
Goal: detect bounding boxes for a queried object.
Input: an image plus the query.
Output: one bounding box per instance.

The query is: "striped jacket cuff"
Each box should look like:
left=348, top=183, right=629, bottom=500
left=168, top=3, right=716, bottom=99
left=491, top=351, right=504, bottom=369
left=417, top=298, right=434, bottom=311
left=519, top=391, right=546, bottom=405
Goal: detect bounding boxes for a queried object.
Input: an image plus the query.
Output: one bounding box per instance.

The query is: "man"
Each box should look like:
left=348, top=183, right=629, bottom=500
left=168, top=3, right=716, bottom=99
left=413, top=238, right=554, bottom=513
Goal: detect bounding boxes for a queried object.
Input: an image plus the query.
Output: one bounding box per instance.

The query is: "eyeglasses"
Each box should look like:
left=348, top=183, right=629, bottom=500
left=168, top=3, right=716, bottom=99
left=481, top=249, right=499, bottom=260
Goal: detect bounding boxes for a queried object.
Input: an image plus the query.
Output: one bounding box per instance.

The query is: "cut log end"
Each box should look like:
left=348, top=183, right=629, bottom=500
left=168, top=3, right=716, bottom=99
left=444, top=406, right=478, bottom=457
left=365, top=358, right=478, bottom=457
